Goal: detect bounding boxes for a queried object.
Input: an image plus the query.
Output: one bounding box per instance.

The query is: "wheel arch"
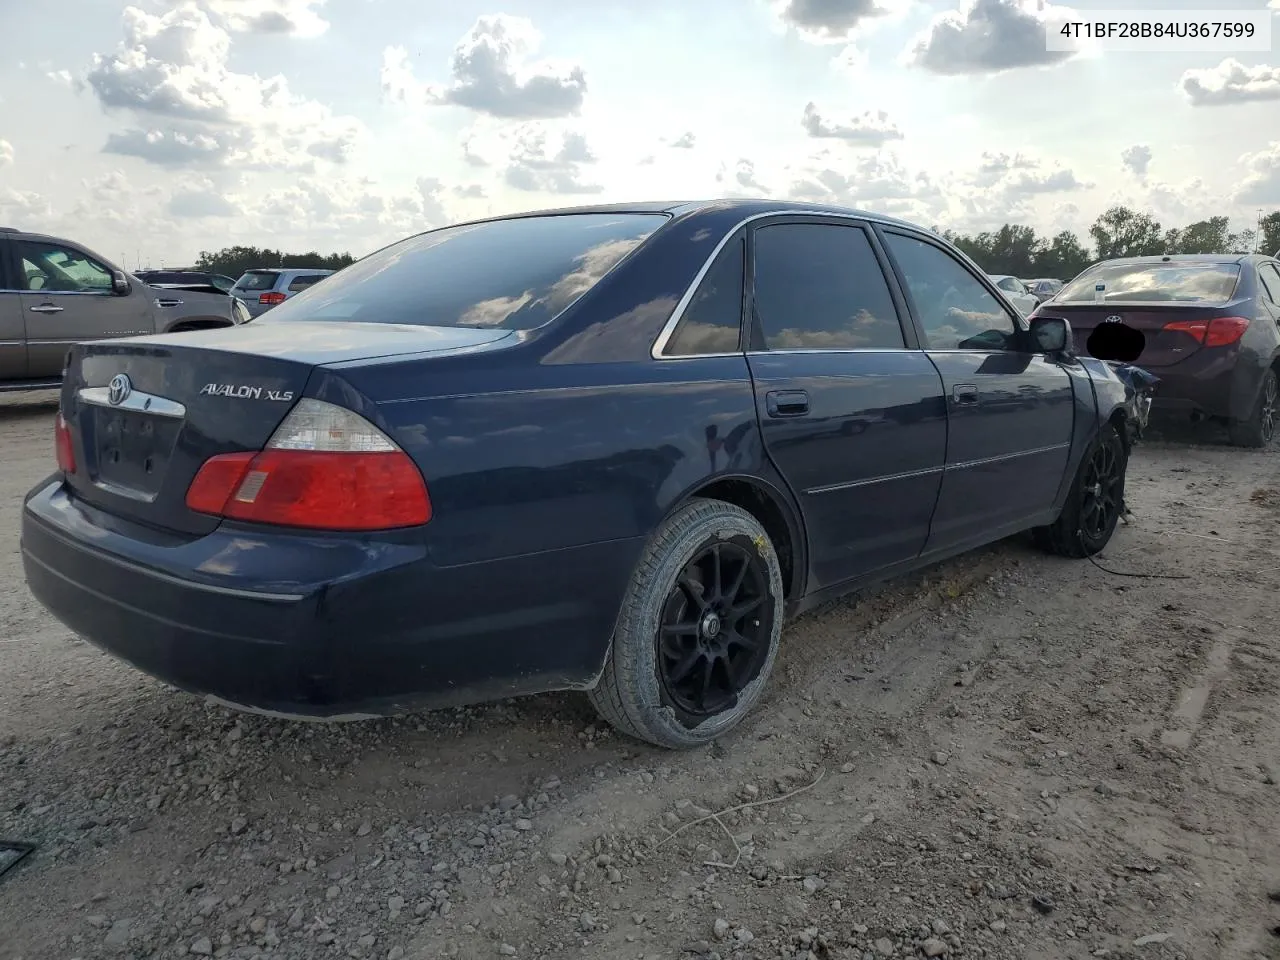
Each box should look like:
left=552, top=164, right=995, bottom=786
left=676, top=473, right=809, bottom=602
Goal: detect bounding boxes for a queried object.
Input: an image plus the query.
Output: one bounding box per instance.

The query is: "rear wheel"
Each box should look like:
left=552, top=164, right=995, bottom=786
left=588, top=498, right=784, bottom=750
left=1228, top=368, right=1277, bottom=449
left=1033, top=422, right=1127, bottom=558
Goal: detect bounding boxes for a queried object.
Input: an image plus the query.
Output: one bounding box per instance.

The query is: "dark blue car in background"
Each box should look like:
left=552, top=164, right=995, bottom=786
left=21, top=199, right=1136, bottom=749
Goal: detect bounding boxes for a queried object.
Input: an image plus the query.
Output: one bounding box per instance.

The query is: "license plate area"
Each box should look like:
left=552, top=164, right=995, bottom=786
left=92, top=407, right=181, bottom=500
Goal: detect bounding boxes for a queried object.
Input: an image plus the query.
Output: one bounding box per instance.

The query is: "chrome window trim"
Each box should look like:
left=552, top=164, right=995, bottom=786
left=650, top=210, right=948, bottom=361
left=78, top=385, right=187, bottom=419
left=0, top=289, right=114, bottom=296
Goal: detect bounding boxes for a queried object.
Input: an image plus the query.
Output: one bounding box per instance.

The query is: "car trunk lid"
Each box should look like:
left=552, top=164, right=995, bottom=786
left=1036, top=302, right=1243, bottom=368
left=60, top=321, right=513, bottom=536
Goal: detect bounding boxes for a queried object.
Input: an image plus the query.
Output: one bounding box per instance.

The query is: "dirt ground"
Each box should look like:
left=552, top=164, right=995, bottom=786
left=2, top=390, right=1279, bottom=960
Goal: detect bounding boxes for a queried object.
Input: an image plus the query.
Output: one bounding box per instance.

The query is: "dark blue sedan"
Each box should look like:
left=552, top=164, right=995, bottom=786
left=21, top=200, right=1136, bottom=749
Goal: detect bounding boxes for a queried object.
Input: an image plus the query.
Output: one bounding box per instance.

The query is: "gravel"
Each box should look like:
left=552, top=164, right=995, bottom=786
left=3, top=397, right=1280, bottom=959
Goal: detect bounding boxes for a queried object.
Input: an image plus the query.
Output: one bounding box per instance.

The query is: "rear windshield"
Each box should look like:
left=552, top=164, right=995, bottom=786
left=1058, top=262, right=1241, bottom=304
left=259, top=213, right=669, bottom=330
left=234, top=270, right=281, bottom=291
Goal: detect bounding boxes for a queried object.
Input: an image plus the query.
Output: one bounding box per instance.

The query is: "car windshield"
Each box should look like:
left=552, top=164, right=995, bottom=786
left=258, top=213, right=669, bottom=331
left=234, top=271, right=281, bottom=291
left=1058, top=262, right=1241, bottom=304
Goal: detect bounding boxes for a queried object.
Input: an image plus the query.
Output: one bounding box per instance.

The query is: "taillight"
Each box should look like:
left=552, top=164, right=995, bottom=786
left=185, top=399, right=431, bottom=531
left=55, top=413, right=76, bottom=474
left=1162, top=316, right=1249, bottom=347
left=258, top=291, right=286, bottom=306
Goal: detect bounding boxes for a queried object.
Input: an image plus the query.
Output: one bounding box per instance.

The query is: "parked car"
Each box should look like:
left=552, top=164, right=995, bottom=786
left=231, top=267, right=334, bottom=317
left=1026, top=278, right=1064, bottom=303
left=0, top=227, right=251, bottom=392
left=988, top=274, right=1039, bottom=316
left=23, top=200, right=1141, bottom=750
left=136, top=269, right=237, bottom=295
left=1030, top=254, right=1280, bottom=447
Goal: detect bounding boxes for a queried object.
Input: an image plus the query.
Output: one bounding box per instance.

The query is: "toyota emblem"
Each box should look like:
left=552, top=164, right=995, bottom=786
left=1103, top=315, right=1123, bottom=324
left=107, top=374, right=132, bottom=406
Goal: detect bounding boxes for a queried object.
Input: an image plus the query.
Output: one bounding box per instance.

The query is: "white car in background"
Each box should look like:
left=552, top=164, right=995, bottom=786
left=988, top=274, right=1039, bottom=316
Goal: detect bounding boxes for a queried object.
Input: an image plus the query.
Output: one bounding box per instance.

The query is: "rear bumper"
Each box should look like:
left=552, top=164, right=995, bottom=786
left=1146, top=357, right=1257, bottom=421
left=21, top=480, right=636, bottom=717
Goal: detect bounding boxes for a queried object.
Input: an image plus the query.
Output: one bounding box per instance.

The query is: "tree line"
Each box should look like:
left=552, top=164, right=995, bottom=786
left=193, top=245, right=356, bottom=279
left=938, top=207, right=1280, bottom=281
left=190, top=206, right=1280, bottom=285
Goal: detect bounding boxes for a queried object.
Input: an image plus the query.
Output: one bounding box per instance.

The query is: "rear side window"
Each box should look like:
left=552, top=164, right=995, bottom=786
left=1058, top=262, right=1241, bottom=304
left=752, top=222, right=905, bottom=350
left=288, top=274, right=326, bottom=292
left=235, top=271, right=281, bottom=291
left=663, top=235, right=744, bottom=356
left=261, top=213, right=669, bottom=330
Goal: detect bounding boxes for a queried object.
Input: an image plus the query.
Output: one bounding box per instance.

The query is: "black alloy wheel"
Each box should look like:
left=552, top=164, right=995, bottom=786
left=1079, top=438, right=1122, bottom=542
left=656, top=538, right=773, bottom=718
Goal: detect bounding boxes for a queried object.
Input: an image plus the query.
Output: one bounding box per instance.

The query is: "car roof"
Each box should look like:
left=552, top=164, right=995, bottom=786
left=1098, top=254, right=1251, bottom=266
left=433, top=198, right=929, bottom=233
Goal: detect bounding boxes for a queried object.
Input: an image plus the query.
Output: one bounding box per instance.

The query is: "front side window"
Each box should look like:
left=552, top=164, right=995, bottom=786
left=261, top=213, right=669, bottom=330
left=663, top=235, right=744, bottom=356
left=18, top=241, right=112, bottom=293
left=884, top=233, right=1018, bottom=351
left=752, top=222, right=905, bottom=350
left=1257, top=263, right=1280, bottom=305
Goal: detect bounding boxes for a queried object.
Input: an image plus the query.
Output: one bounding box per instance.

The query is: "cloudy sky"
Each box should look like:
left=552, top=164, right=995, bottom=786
left=0, top=0, right=1277, bottom=268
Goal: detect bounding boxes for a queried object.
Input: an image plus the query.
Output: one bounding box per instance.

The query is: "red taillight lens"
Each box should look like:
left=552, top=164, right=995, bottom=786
left=1162, top=316, right=1249, bottom=347
left=185, top=399, right=431, bottom=531
left=55, top=413, right=76, bottom=474
left=259, top=291, right=286, bottom=306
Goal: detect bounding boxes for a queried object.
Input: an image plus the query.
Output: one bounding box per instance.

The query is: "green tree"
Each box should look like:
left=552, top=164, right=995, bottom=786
left=1089, top=206, right=1165, bottom=259
left=1259, top=212, right=1280, bottom=255
left=194, top=246, right=356, bottom=279
left=1035, top=231, right=1093, bottom=280
left=1164, top=216, right=1230, bottom=254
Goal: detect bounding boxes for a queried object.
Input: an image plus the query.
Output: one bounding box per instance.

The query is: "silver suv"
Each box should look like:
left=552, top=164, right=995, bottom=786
left=0, top=227, right=250, bottom=391
left=231, top=267, right=334, bottom=317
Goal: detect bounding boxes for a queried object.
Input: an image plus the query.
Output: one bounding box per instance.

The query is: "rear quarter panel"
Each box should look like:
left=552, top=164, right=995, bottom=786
left=327, top=356, right=768, bottom=567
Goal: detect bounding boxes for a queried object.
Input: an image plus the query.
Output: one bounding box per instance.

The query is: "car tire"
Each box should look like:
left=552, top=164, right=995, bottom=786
left=588, top=498, right=785, bottom=750
left=1033, top=422, right=1128, bottom=559
left=1227, top=368, right=1277, bottom=449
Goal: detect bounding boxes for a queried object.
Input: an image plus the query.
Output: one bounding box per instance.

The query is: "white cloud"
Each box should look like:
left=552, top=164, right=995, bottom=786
left=0, top=140, right=13, bottom=167
left=1235, top=142, right=1280, bottom=204
left=801, top=102, right=903, bottom=146
left=204, top=0, right=329, bottom=37
left=905, top=0, right=1078, bottom=75
left=381, top=15, right=587, bottom=119
left=86, top=4, right=362, bottom=169
left=1180, top=59, right=1280, bottom=107
left=772, top=0, right=912, bottom=43
left=788, top=150, right=938, bottom=207
left=1121, top=144, right=1152, bottom=179
left=717, top=158, right=771, bottom=197
left=503, top=128, right=602, bottom=194
left=669, top=132, right=697, bottom=149
left=168, top=186, right=236, bottom=218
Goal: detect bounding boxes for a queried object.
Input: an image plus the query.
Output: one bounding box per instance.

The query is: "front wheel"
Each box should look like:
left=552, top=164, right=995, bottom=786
left=1228, top=368, right=1277, bottom=449
left=588, top=498, right=785, bottom=750
left=1033, top=422, right=1128, bottom=558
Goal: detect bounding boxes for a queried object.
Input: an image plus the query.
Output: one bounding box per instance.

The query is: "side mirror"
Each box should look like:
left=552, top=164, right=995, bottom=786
left=1030, top=315, right=1073, bottom=356
left=111, top=270, right=131, bottom=295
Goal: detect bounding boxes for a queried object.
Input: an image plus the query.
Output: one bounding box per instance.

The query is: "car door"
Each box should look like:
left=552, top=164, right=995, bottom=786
left=744, top=218, right=948, bottom=592
left=878, top=228, right=1075, bottom=554
left=1257, top=261, right=1280, bottom=328
left=0, top=238, right=27, bottom=380
left=16, top=238, right=155, bottom=378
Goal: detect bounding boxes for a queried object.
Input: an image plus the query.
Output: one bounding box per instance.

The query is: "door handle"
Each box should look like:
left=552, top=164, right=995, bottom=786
left=154, top=298, right=184, bottom=308
left=29, top=304, right=64, bottom=314
left=766, top=390, right=810, bottom=417
left=952, top=383, right=979, bottom=405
